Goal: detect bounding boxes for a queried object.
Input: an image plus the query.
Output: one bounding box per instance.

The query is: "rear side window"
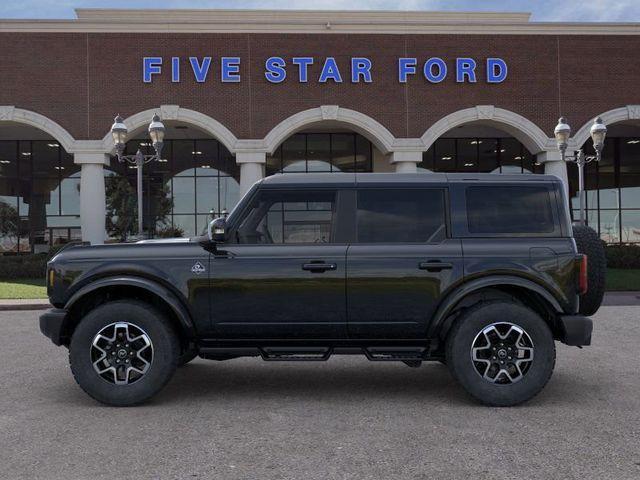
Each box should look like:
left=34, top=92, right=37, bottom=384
left=466, top=186, right=555, bottom=234
left=356, top=189, right=446, bottom=243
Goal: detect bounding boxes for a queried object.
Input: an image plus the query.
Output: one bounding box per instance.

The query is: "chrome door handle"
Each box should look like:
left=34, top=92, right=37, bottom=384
left=418, top=261, right=453, bottom=272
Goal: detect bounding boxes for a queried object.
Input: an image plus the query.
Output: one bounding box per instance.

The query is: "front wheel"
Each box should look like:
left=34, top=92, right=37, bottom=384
left=446, top=301, right=556, bottom=407
left=69, top=300, right=179, bottom=406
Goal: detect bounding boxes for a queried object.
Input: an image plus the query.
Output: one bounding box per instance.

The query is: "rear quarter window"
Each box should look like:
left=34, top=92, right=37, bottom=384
left=466, top=185, right=555, bottom=234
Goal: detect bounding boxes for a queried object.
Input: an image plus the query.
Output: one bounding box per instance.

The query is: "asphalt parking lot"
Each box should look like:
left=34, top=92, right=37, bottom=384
left=1, top=308, right=639, bottom=480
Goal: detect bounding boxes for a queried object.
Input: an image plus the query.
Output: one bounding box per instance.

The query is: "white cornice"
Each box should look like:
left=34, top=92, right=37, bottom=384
left=0, top=9, right=638, bottom=35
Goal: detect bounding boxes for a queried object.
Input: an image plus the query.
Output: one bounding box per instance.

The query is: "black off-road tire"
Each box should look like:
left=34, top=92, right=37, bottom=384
left=446, top=301, right=556, bottom=407
left=572, top=224, right=606, bottom=316
left=69, top=300, right=180, bottom=406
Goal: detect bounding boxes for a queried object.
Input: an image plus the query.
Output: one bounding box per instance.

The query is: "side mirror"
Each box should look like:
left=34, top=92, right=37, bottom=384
left=208, top=217, right=227, bottom=243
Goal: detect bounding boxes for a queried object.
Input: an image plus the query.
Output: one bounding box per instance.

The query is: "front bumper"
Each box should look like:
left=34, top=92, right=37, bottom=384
left=558, top=315, right=593, bottom=346
left=39, top=308, right=68, bottom=346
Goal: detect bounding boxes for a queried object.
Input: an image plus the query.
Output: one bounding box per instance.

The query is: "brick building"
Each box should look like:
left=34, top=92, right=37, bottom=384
left=0, top=9, right=639, bottom=249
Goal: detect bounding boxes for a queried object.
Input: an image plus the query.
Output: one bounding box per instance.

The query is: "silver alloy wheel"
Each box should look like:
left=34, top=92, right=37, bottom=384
left=470, top=322, right=534, bottom=384
left=91, top=322, right=153, bottom=385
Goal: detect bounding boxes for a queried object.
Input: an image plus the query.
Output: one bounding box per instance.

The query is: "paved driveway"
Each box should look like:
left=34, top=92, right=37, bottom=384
left=1, top=307, right=639, bottom=480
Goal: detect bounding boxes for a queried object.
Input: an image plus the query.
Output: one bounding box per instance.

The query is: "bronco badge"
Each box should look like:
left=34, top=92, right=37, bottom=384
left=191, top=261, right=206, bottom=275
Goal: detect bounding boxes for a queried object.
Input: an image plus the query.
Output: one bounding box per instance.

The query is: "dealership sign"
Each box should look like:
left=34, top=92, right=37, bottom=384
left=142, top=56, right=508, bottom=84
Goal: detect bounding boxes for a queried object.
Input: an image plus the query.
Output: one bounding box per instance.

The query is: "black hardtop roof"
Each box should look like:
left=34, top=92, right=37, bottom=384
left=259, top=172, right=562, bottom=188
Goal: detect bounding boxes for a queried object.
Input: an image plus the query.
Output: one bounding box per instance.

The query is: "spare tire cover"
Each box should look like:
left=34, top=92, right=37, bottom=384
left=572, top=224, right=606, bottom=316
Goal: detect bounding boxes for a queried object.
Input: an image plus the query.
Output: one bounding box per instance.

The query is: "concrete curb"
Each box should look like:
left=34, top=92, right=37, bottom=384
left=0, top=300, right=51, bottom=312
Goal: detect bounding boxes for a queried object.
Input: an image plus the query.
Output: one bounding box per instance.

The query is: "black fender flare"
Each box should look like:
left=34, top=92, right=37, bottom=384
left=427, top=275, right=565, bottom=339
left=64, top=275, right=196, bottom=338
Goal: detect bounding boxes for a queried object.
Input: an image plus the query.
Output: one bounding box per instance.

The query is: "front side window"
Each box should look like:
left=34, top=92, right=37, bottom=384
left=466, top=186, right=555, bottom=234
left=356, top=189, right=447, bottom=243
left=237, top=190, right=335, bottom=244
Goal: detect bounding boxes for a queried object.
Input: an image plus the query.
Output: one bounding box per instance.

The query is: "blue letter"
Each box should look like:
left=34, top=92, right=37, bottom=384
left=171, top=57, right=180, bottom=83
left=143, top=57, right=162, bottom=83
left=292, top=57, right=314, bottom=82
left=351, top=57, right=372, bottom=83
left=456, top=58, right=477, bottom=83
left=265, top=56, right=287, bottom=83
left=221, top=57, right=241, bottom=83
left=487, top=58, right=508, bottom=83
left=189, top=57, right=211, bottom=83
left=424, top=57, right=447, bottom=83
left=319, top=57, right=343, bottom=83
left=398, top=58, right=417, bottom=83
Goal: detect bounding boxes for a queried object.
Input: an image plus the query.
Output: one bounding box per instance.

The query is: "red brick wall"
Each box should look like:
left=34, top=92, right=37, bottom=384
left=1, top=31, right=639, bottom=142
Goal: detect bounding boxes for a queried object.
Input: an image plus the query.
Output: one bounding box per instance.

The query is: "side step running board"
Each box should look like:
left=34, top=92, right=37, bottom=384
left=260, top=347, right=332, bottom=361
left=199, top=346, right=432, bottom=362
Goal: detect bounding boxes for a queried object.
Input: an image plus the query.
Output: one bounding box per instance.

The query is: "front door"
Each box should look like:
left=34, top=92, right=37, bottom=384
left=209, top=188, right=347, bottom=339
left=346, top=187, right=464, bottom=338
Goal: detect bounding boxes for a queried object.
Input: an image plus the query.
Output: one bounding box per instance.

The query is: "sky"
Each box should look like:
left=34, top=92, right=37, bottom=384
left=1, top=0, right=640, bottom=22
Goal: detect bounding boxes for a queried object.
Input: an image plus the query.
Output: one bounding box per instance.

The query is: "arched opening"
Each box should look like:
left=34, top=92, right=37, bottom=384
left=570, top=120, right=640, bottom=244
left=108, top=121, right=240, bottom=239
left=263, top=106, right=396, bottom=175
left=0, top=122, right=79, bottom=253
left=418, top=123, right=543, bottom=175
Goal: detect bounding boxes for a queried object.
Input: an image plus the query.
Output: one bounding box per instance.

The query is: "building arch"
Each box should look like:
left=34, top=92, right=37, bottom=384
left=421, top=105, right=552, bottom=154
left=0, top=106, right=76, bottom=153
left=572, top=105, right=640, bottom=148
left=263, top=106, right=396, bottom=155
left=100, top=105, right=239, bottom=155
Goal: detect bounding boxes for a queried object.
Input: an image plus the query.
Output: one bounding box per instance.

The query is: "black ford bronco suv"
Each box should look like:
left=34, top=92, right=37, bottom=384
left=40, top=173, right=605, bottom=407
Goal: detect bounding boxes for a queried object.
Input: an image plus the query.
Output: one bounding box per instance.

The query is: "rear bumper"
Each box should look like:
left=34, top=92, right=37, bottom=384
left=39, top=308, right=68, bottom=346
left=558, top=315, right=593, bottom=346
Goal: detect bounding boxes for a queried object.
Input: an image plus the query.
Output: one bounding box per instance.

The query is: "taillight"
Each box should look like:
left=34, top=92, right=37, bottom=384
left=578, top=254, right=588, bottom=295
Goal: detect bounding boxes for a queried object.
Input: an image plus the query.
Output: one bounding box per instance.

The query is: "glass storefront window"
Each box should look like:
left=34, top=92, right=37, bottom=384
left=0, top=139, right=82, bottom=252
left=568, top=136, right=640, bottom=244
left=107, top=138, right=240, bottom=239
left=266, top=132, right=372, bottom=174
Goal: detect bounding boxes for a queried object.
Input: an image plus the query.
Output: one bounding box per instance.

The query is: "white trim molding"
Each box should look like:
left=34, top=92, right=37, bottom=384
left=2, top=10, right=640, bottom=35
left=0, top=106, right=76, bottom=153
left=421, top=105, right=553, bottom=154
left=263, top=106, right=396, bottom=155
left=100, top=105, right=239, bottom=154
left=571, top=105, right=640, bottom=149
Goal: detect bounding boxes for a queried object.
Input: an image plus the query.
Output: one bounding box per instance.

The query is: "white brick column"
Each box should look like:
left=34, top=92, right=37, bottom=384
left=390, top=151, right=422, bottom=173
left=75, top=152, right=110, bottom=245
left=537, top=150, right=570, bottom=212
left=237, top=151, right=266, bottom=196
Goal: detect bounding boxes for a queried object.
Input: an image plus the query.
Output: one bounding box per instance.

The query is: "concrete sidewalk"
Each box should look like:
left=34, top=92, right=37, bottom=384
left=0, top=292, right=639, bottom=311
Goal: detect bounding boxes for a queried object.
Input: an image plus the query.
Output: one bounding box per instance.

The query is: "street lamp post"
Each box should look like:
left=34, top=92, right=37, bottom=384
left=554, top=116, right=607, bottom=225
left=110, top=114, right=166, bottom=238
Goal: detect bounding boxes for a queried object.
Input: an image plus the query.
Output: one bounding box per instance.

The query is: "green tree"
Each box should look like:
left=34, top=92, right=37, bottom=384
left=105, top=175, right=173, bottom=242
left=0, top=201, right=21, bottom=249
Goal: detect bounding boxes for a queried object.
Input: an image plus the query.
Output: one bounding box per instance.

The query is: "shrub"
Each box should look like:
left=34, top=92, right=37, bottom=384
left=605, top=244, right=640, bottom=269
left=0, top=244, right=74, bottom=280
left=0, top=254, right=48, bottom=280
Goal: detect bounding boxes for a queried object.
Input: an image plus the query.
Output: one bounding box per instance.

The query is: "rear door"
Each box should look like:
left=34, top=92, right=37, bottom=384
left=346, top=187, right=464, bottom=339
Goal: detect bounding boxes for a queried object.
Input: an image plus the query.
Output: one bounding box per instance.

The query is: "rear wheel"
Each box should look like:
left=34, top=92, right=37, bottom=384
left=572, top=224, right=606, bottom=316
left=446, top=301, right=555, bottom=407
left=69, top=300, right=179, bottom=406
